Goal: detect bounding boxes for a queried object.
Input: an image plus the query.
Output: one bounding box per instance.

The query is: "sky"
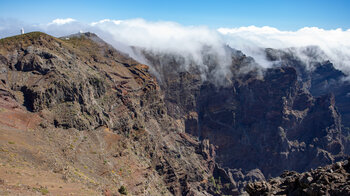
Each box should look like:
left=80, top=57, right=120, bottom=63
left=0, top=0, right=350, bottom=30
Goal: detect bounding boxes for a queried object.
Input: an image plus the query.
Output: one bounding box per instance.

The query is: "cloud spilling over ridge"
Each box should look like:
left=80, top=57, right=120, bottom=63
left=91, top=19, right=227, bottom=63
left=1, top=18, right=350, bottom=75
left=91, top=18, right=223, bottom=52
left=218, top=26, right=350, bottom=72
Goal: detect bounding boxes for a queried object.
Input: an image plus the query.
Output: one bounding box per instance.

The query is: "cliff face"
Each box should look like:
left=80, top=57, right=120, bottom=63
left=0, top=32, right=223, bottom=195
left=137, top=46, right=349, bottom=193
left=265, top=47, right=350, bottom=156
left=265, top=48, right=350, bottom=128
left=198, top=67, right=344, bottom=175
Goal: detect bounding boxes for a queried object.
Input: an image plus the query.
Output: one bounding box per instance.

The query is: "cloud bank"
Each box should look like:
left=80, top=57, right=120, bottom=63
left=218, top=26, right=350, bottom=72
left=1, top=18, right=350, bottom=75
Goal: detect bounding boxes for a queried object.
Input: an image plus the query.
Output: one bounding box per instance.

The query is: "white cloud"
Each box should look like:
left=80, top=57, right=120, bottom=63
left=90, top=19, right=122, bottom=26
left=87, top=21, right=350, bottom=74
left=91, top=18, right=224, bottom=54
left=48, top=18, right=76, bottom=25
left=90, top=18, right=232, bottom=81
left=1, top=18, right=350, bottom=76
left=218, top=26, right=350, bottom=72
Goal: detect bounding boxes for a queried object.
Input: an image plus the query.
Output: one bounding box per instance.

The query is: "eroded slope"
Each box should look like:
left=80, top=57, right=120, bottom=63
left=0, top=32, right=222, bottom=195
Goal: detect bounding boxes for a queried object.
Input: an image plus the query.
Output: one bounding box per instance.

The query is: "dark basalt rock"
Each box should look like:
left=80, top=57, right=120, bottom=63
left=198, top=66, right=344, bottom=177
left=246, top=158, right=350, bottom=195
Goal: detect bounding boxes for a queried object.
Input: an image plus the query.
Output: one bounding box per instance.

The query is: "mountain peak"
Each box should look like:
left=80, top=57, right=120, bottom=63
left=0, top=32, right=58, bottom=52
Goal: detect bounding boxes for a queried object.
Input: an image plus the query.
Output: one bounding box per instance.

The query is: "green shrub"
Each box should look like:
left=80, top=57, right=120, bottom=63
left=40, top=188, right=49, bottom=195
left=118, top=185, right=128, bottom=195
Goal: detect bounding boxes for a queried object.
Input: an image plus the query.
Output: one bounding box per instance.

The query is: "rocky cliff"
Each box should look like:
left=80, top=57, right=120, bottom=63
left=136, top=45, right=350, bottom=193
left=0, top=32, right=227, bottom=195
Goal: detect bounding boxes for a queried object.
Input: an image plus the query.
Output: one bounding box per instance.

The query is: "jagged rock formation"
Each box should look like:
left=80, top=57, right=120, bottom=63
left=246, top=158, right=350, bottom=195
left=265, top=47, right=350, bottom=128
left=265, top=47, right=350, bottom=156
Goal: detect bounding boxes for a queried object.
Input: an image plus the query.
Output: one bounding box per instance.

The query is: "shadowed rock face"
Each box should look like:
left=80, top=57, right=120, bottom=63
left=138, top=46, right=349, bottom=193
left=265, top=48, right=350, bottom=128
left=265, top=48, right=350, bottom=157
left=197, top=67, right=344, bottom=177
left=310, top=62, right=350, bottom=129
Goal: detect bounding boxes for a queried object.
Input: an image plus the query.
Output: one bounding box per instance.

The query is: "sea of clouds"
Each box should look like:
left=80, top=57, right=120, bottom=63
left=1, top=18, right=350, bottom=75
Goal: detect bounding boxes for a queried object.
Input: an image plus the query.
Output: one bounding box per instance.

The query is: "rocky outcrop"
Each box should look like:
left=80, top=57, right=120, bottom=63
left=246, top=158, right=350, bottom=195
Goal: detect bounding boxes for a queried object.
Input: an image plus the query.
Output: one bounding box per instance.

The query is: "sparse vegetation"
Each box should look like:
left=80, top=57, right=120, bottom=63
left=40, top=188, right=49, bottom=195
left=209, top=176, right=222, bottom=194
left=32, top=187, right=49, bottom=195
left=118, top=185, right=128, bottom=195
left=209, top=176, right=215, bottom=186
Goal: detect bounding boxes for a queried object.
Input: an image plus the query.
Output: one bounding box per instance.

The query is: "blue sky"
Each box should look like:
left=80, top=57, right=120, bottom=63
left=0, top=0, right=349, bottom=30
